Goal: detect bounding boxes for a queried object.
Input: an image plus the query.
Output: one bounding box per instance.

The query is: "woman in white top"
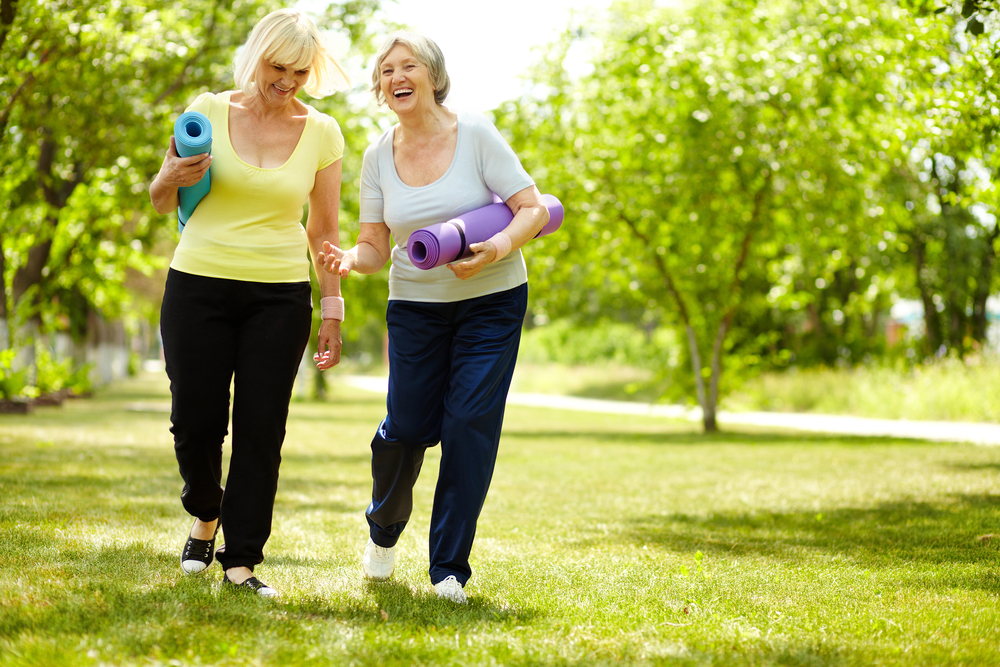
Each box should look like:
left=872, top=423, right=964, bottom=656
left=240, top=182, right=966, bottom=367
left=320, top=31, right=549, bottom=604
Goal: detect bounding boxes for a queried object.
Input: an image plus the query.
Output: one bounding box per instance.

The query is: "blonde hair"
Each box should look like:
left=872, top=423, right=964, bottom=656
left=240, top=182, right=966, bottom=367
left=370, top=31, right=450, bottom=107
left=234, top=9, right=350, bottom=100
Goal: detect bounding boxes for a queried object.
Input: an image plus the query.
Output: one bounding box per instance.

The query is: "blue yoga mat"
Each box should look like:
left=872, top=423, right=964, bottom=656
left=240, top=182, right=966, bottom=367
left=173, top=111, right=213, bottom=232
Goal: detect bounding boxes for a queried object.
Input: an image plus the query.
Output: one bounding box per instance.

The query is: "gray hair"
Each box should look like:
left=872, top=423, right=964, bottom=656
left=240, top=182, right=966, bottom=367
left=370, top=31, right=450, bottom=106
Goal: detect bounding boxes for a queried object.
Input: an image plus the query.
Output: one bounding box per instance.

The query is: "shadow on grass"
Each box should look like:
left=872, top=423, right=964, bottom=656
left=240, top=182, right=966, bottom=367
left=947, top=462, right=1000, bottom=472
left=0, top=541, right=538, bottom=650
left=621, top=494, right=1000, bottom=588
left=360, top=579, right=540, bottom=629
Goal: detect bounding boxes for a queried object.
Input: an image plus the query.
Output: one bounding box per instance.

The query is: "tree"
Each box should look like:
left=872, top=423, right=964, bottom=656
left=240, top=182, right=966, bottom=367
left=889, top=0, right=1000, bottom=356
left=495, top=0, right=933, bottom=431
left=1, top=0, right=283, bottom=354
left=0, top=0, right=392, bottom=389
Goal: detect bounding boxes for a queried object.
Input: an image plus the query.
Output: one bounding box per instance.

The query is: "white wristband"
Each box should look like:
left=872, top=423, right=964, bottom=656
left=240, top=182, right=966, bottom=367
left=488, top=232, right=512, bottom=263
left=321, top=296, right=345, bottom=321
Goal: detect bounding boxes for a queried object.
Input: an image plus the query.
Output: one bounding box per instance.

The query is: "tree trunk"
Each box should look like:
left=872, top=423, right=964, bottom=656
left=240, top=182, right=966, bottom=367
left=0, top=0, right=17, bottom=52
left=0, top=235, right=7, bottom=350
left=972, top=227, right=1000, bottom=343
left=12, top=122, right=81, bottom=309
left=0, top=234, right=6, bottom=320
left=685, top=324, right=715, bottom=432
left=705, top=317, right=732, bottom=433
left=12, top=237, right=53, bottom=306
left=911, top=234, right=941, bottom=354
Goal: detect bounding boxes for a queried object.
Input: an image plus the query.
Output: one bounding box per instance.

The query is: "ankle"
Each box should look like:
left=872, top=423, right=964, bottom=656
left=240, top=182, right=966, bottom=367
left=190, top=518, right=218, bottom=540
left=225, top=566, right=253, bottom=585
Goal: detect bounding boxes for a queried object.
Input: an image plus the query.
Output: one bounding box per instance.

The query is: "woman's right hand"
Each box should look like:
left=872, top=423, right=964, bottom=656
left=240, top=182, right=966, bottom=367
left=158, top=136, right=212, bottom=188
left=319, top=241, right=356, bottom=277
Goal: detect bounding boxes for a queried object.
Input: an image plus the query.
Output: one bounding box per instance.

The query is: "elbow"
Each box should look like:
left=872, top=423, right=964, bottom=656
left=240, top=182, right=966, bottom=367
left=150, top=197, right=171, bottom=216
left=534, top=203, right=550, bottom=235
left=306, top=217, right=339, bottom=246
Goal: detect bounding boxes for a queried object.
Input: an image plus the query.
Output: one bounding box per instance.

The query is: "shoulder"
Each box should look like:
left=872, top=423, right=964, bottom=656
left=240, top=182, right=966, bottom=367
left=457, top=110, right=509, bottom=146
left=457, top=109, right=496, bottom=133
left=304, top=103, right=340, bottom=130
left=365, top=124, right=396, bottom=157
left=186, top=91, right=226, bottom=114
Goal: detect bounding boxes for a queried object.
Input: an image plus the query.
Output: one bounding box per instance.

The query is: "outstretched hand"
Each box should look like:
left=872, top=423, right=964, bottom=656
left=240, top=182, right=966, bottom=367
left=319, top=241, right=356, bottom=277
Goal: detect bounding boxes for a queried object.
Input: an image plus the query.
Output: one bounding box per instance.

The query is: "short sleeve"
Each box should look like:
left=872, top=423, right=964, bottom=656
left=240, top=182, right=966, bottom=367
left=473, top=115, right=534, bottom=202
left=185, top=91, right=215, bottom=115
left=317, top=113, right=345, bottom=170
left=358, top=142, right=384, bottom=223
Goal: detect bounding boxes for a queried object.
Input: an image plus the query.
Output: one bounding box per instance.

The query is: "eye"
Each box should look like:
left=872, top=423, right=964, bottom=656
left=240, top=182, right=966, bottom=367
left=273, top=64, right=285, bottom=71
left=296, top=70, right=308, bottom=76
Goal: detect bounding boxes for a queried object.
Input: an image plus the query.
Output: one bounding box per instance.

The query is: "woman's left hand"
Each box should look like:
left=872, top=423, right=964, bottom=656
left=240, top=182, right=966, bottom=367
left=447, top=241, right=496, bottom=281
left=314, top=319, right=342, bottom=370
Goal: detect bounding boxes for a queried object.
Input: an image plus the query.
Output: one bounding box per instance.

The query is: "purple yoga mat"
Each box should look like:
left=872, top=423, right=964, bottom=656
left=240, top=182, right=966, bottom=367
left=407, top=194, right=564, bottom=270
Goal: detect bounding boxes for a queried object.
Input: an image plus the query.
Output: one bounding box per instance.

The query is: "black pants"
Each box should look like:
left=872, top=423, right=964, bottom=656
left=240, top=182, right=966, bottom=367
left=160, top=269, right=312, bottom=571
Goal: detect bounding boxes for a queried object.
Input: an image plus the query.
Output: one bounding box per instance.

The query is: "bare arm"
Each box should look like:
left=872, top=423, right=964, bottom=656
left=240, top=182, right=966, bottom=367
left=448, top=184, right=550, bottom=281
left=149, top=136, right=213, bottom=214
left=319, top=222, right=392, bottom=277
left=306, top=160, right=344, bottom=370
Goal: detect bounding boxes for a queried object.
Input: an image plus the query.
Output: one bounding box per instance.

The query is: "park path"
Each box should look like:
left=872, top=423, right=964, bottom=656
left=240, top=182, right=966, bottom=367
left=342, top=375, right=1000, bottom=446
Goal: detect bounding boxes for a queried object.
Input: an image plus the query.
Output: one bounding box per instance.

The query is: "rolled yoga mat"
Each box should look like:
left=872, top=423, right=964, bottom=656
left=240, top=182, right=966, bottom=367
left=173, top=111, right=213, bottom=232
left=407, top=194, right=564, bottom=270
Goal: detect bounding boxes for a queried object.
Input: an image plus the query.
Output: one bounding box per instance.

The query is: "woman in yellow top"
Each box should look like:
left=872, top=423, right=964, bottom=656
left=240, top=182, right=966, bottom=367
left=149, top=9, right=349, bottom=597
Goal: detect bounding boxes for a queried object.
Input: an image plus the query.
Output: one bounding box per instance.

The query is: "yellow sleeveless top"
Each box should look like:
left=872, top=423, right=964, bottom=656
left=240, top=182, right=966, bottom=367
left=169, top=91, right=344, bottom=283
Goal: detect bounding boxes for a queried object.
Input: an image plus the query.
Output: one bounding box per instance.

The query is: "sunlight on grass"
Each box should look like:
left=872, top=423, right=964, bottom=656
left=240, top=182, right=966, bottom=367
left=1, top=371, right=998, bottom=666
left=727, top=358, right=1000, bottom=422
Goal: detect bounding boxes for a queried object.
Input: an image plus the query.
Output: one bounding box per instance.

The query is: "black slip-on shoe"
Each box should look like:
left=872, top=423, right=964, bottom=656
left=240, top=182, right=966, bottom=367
left=222, top=573, right=278, bottom=598
left=180, top=519, right=220, bottom=574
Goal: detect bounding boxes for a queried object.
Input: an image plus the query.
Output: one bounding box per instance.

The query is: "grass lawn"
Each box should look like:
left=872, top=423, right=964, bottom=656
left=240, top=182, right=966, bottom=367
left=1, top=371, right=999, bottom=666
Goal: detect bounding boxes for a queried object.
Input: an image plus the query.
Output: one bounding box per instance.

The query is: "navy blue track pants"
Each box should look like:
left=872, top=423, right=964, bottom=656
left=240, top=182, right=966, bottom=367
left=366, top=283, right=528, bottom=586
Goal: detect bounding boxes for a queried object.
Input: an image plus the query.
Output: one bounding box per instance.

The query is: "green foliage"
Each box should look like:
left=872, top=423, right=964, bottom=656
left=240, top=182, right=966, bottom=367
left=492, top=0, right=1000, bottom=425
left=880, top=0, right=1000, bottom=357
left=1, top=0, right=281, bottom=327
left=496, top=0, right=941, bottom=427
left=520, top=319, right=679, bottom=368
left=1, top=0, right=396, bottom=397
left=0, top=348, right=29, bottom=399
left=32, top=344, right=72, bottom=396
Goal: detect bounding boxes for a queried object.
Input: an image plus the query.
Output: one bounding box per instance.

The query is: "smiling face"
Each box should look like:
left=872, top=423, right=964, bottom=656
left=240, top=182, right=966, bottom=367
left=254, top=59, right=310, bottom=108
left=378, top=44, right=435, bottom=115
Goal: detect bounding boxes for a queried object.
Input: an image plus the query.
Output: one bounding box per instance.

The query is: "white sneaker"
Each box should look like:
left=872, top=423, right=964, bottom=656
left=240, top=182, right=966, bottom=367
left=362, top=538, right=395, bottom=580
left=433, top=575, right=467, bottom=604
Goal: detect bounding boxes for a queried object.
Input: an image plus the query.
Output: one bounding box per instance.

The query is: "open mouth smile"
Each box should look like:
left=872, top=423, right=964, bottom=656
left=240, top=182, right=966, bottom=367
left=393, top=88, right=413, bottom=99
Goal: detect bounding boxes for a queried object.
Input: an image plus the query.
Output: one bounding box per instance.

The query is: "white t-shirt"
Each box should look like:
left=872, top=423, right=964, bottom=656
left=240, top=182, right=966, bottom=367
left=359, top=110, right=535, bottom=302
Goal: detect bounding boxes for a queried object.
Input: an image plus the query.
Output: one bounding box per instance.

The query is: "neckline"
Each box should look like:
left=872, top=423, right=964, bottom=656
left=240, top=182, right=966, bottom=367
left=224, top=90, right=311, bottom=171
left=389, top=112, right=462, bottom=190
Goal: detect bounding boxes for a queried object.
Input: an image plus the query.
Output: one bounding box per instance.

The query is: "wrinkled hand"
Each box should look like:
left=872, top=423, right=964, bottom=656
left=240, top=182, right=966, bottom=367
left=159, top=136, right=212, bottom=188
left=319, top=241, right=356, bottom=277
left=447, top=241, right=496, bottom=280
left=313, top=319, right=342, bottom=370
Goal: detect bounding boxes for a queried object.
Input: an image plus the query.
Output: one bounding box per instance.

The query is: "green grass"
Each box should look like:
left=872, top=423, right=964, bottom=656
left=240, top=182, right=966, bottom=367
left=1, top=371, right=999, bottom=666
left=726, top=358, right=1000, bottom=423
